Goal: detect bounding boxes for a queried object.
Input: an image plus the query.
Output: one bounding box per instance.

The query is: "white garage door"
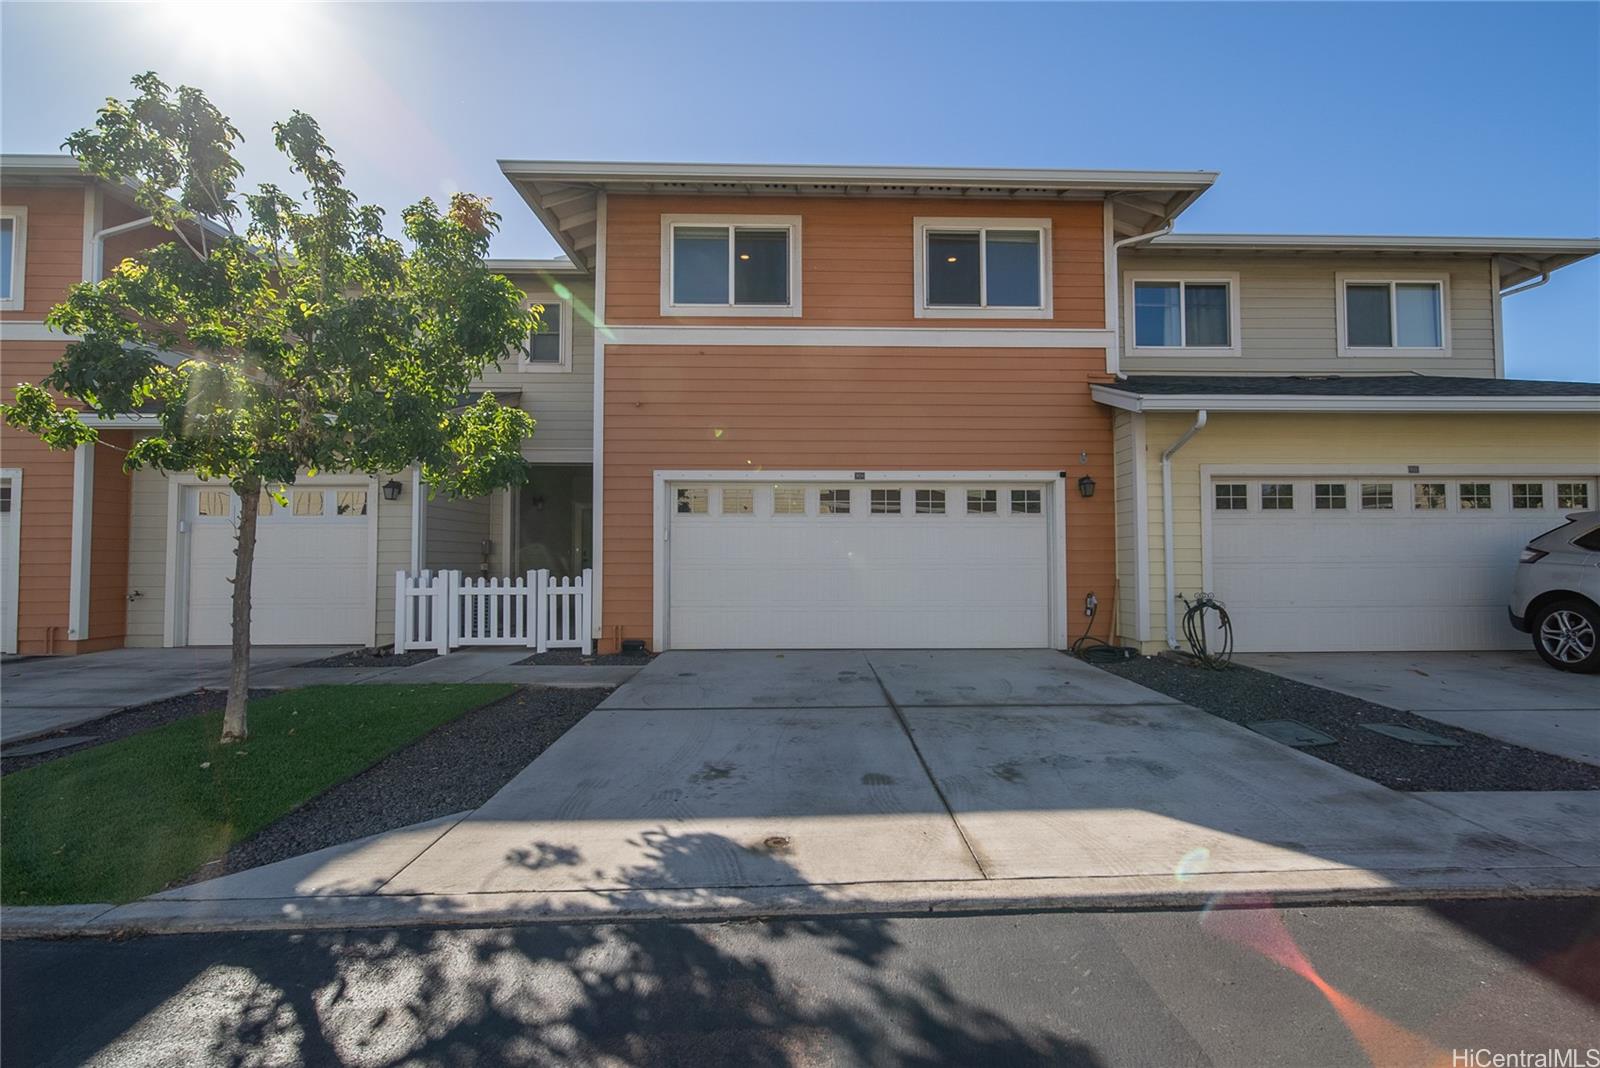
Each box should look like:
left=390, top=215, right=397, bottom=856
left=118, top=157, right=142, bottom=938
left=1211, top=475, right=1595, bottom=652
left=185, top=484, right=372, bottom=646
left=665, top=480, right=1056, bottom=649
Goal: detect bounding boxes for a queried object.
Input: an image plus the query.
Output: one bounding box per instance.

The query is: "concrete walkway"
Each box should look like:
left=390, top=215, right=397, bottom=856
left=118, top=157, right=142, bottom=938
left=1, top=647, right=641, bottom=746
left=0, top=646, right=351, bottom=744
left=1241, top=650, right=1600, bottom=766
left=17, top=649, right=1597, bottom=937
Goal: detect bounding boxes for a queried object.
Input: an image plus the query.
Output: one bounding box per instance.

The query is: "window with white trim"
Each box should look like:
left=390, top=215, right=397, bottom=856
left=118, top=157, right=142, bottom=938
left=773, top=485, right=806, bottom=515
left=721, top=487, right=754, bottom=515
left=1260, top=483, right=1294, bottom=510
left=1511, top=483, right=1544, bottom=510
left=1314, top=483, right=1346, bottom=510
left=966, top=488, right=998, bottom=514
left=1130, top=276, right=1237, bottom=349
left=1010, top=489, right=1041, bottom=515
left=819, top=488, right=850, bottom=515
left=335, top=489, right=368, bottom=517
left=675, top=487, right=708, bottom=515
left=0, top=206, right=25, bottom=312
left=1214, top=483, right=1247, bottom=511
left=1361, top=483, right=1394, bottom=511
left=1458, top=482, right=1492, bottom=510
left=916, top=218, right=1051, bottom=318
left=523, top=298, right=569, bottom=369
left=1413, top=482, right=1447, bottom=511
left=1340, top=277, right=1445, bottom=353
left=914, top=488, right=945, bottom=515
left=662, top=216, right=800, bottom=316
left=1557, top=482, right=1591, bottom=510
left=870, top=488, right=901, bottom=515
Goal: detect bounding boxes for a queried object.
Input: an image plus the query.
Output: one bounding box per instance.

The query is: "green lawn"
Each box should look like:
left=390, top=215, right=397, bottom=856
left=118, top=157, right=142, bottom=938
left=1, top=683, right=515, bottom=906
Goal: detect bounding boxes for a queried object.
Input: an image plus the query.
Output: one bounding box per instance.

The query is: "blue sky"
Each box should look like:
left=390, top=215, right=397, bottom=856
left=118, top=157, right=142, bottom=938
left=3, top=2, right=1596, bottom=380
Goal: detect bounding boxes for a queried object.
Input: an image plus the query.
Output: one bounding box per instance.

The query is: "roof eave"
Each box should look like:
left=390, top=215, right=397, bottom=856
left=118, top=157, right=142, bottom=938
left=1089, top=384, right=1600, bottom=414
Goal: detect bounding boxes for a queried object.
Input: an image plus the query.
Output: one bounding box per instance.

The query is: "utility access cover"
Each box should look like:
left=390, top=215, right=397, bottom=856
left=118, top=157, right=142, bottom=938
left=1247, top=720, right=1337, bottom=748
left=1359, top=723, right=1461, bottom=747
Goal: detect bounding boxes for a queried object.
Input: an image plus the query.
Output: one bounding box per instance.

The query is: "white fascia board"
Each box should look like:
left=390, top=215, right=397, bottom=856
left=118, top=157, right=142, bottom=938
left=1150, top=233, right=1600, bottom=255
left=1089, top=384, right=1600, bottom=414
left=656, top=469, right=1065, bottom=482
left=485, top=258, right=588, bottom=275
left=498, top=159, right=1218, bottom=194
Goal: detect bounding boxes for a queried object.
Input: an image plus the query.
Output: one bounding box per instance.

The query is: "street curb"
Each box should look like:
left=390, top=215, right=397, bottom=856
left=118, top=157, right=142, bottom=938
left=7, top=865, right=1598, bottom=939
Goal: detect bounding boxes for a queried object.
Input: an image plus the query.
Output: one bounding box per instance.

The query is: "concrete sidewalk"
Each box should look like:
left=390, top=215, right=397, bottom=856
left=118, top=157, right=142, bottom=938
left=1241, top=650, right=1600, bottom=766
left=9, top=650, right=1598, bottom=937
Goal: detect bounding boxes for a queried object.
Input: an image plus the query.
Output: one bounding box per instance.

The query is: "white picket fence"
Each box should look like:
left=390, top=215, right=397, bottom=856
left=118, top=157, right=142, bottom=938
left=394, top=568, right=592, bottom=655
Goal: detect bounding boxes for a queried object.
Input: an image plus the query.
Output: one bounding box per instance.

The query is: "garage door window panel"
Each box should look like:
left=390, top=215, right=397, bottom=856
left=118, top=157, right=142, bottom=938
left=1361, top=483, right=1394, bottom=511
left=1413, top=483, right=1447, bottom=511
left=967, top=489, right=998, bottom=515
left=1511, top=483, right=1545, bottom=510
left=1260, top=483, right=1294, bottom=511
left=195, top=489, right=231, bottom=518
left=1215, top=483, right=1248, bottom=511
left=1010, top=489, right=1042, bottom=515
left=870, top=488, right=901, bottom=515
left=676, top=487, right=708, bottom=515
left=819, top=488, right=851, bottom=515
left=773, top=485, right=806, bottom=516
left=915, top=489, right=946, bottom=515
left=1458, top=483, right=1492, bottom=510
left=1558, top=483, right=1591, bottom=510
left=336, top=489, right=368, bottom=516
left=1314, top=483, right=1347, bottom=511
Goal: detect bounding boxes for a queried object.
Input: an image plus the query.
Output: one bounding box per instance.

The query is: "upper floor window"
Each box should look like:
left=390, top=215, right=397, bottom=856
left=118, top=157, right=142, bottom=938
left=0, top=206, right=26, bottom=311
left=661, top=215, right=801, bottom=317
left=1338, top=275, right=1447, bottom=355
left=1127, top=273, right=1239, bottom=353
left=523, top=298, right=569, bottom=370
left=914, top=218, right=1052, bottom=319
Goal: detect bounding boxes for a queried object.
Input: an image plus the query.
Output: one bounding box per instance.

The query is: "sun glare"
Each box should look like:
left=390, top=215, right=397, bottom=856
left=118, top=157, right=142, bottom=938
left=153, top=1, right=321, bottom=69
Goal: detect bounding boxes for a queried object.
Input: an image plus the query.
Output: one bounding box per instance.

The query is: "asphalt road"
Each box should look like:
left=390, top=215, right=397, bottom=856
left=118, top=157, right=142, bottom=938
left=5, top=899, right=1598, bottom=1067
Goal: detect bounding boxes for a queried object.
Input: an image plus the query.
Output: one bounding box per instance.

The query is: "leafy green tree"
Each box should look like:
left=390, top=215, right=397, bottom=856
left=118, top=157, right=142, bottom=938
left=3, top=74, right=537, bottom=741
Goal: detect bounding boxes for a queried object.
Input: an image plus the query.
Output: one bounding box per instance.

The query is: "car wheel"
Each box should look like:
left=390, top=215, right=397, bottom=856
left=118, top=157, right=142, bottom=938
left=1532, top=599, right=1600, bottom=673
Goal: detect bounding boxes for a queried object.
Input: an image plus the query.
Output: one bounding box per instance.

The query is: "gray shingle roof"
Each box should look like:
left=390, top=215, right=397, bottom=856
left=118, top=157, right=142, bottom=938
left=1101, top=375, right=1600, bottom=397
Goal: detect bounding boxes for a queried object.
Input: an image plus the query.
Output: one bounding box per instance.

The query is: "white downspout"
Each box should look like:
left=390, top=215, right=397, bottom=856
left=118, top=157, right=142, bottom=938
left=91, top=216, right=156, bottom=281
left=1500, top=271, right=1551, bottom=298
left=1161, top=410, right=1208, bottom=649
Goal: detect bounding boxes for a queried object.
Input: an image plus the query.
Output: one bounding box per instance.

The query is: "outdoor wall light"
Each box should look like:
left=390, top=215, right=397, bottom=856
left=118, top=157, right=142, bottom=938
left=382, top=479, right=403, bottom=501
left=1077, top=475, right=1096, bottom=499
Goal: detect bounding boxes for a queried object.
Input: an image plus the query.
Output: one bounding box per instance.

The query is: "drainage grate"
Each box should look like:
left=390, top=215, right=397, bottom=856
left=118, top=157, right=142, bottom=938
left=1359, top=723, right=1462, bottom=747
left=1247, top=720, right=1337, bottom=748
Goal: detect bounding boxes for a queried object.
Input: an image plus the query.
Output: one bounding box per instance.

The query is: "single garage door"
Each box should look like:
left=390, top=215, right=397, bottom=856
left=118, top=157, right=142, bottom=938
left=1210, top=475, right=1595, bottom=652
left=665, top=479, right=1056, bottom=649
left=185, top=484, right=372, bottom=646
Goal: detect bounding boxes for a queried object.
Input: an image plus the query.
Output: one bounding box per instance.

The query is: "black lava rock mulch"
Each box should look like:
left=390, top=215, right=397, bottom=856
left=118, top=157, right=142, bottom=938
left=0, top=688, right=276, bottom=777
left=515, top=649, right=656, bottom=667
left=1099, top=655, right=1600, bottom=792
left=298, top=647, right=438, bottom=668
left=172, top=685, right=611, bottom=886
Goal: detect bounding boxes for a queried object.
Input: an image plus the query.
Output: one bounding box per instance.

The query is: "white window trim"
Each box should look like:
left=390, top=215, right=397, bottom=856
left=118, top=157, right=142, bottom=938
left=1124, top=272, right=1242, bottom=357
left=0, top=205, right=27, bottom=312
left=659, top=214, right=802, bottom=318
left=913, top=217, right=1053, bottom=320
left=1336, top=271, right=1451, bottom=358
left=519, top=292, right=572, bottom=372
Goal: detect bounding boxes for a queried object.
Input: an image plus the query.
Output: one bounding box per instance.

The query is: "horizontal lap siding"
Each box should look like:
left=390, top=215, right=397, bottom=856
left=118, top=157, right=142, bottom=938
left=605, top=194, right=1105, bottom=328
left=1, top=187, right=82, bottom=322
left=474, top=274, right=596, bottom=461
left=1119, top=253, right=1497, bottom=376
left=3, top=341, right=74, bottom=651
left=86, top=432, right=131, bottom=648
left=1139, top=411, right=1600, bottom=651
left=603, top=345, right=1116, bottom=648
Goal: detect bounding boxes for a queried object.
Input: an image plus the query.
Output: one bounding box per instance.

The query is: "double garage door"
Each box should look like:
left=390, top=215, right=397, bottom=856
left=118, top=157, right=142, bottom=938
left=664, top=478, right=1058, bottom=649
left=184, top=484, right=372, bottom=646
left=1210, top=474, right=1595, bottom=652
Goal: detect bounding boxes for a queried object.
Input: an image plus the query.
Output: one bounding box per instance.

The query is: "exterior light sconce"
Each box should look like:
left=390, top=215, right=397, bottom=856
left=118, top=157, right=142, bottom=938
left=1077, top=475, right=1096, bottom=499
left=382, top=479, right=403, bottom=501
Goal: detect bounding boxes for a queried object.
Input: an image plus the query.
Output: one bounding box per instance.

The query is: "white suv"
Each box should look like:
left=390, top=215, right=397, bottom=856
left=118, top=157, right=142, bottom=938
left=1510, top=509, right=1600, bottom=672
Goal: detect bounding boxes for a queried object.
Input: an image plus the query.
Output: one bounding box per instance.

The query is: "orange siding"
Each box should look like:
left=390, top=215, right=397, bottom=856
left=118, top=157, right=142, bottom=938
left=0, top=186, right=84, bottom=321
left=88, top=431, right=132, bottom=645
left=601, top=345, right=1116, bottom=649
left=605, top=194, right=1105, bottom=328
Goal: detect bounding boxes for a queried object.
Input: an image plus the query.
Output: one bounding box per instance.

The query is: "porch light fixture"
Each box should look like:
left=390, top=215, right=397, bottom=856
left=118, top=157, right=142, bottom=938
left=382, top=479, right=403, bottom=501
left=1077, top=475, right=1096, bottom=499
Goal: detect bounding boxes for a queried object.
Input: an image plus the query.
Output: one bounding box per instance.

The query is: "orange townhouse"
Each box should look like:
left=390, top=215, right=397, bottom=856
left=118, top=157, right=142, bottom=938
left=501, top=163, right=1217, bottom=652
left=0, top=155, right=226, bottom=655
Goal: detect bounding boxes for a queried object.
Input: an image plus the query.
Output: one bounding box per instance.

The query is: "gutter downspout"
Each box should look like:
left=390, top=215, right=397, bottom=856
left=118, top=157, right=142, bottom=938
left=1500, top=271, right=1551, bottom=298
left=91, top=216, right=156, bottom=281
left=1161, top=410, right=1208, bottom=649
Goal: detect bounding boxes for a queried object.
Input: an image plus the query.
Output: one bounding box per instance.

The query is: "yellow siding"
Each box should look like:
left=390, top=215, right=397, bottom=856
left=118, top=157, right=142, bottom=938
left=1136, top=411, right=1600, bottom=651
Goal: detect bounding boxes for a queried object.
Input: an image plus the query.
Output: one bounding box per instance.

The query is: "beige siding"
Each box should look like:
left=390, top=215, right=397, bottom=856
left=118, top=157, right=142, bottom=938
left=424, top=492, right=491, bottom=574
left=473, top=273, right=595, bottom=463
left=373, top=471, right=412, bottom=645
left=1111, top=412, right=1139, bottom=644
left=1119, top=253, right=1497, bottom=377
left=1135, top=411, right=1600, bottom=652
left=124, top=465, right=170, bottom=646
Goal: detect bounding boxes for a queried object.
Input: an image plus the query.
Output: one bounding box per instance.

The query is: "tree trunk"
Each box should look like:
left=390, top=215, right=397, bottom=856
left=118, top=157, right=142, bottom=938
left=221, top=480, right=261, bottom=743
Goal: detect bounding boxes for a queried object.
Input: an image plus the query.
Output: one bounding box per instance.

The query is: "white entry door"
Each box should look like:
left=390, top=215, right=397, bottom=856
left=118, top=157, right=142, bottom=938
left=184, top=484, right=373, bottom=646
left=1210, top=475, right=1595, bottom=652
left=664, top=479, right=1056, bottom=649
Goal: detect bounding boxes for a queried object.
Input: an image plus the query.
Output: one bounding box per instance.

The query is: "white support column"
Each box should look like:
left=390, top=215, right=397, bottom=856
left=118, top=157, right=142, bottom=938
left=67, top=443, right=95, bottom=640
left=590, top=191, right=607, bottom=643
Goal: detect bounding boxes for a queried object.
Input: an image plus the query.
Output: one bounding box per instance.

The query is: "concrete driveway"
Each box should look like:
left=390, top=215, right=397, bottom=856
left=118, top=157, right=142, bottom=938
left=0, top=646, right=352, bottom=745
left=1240, top=650, right=1600, bottom=766
left=157, top=648, right=1584, bottom=920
